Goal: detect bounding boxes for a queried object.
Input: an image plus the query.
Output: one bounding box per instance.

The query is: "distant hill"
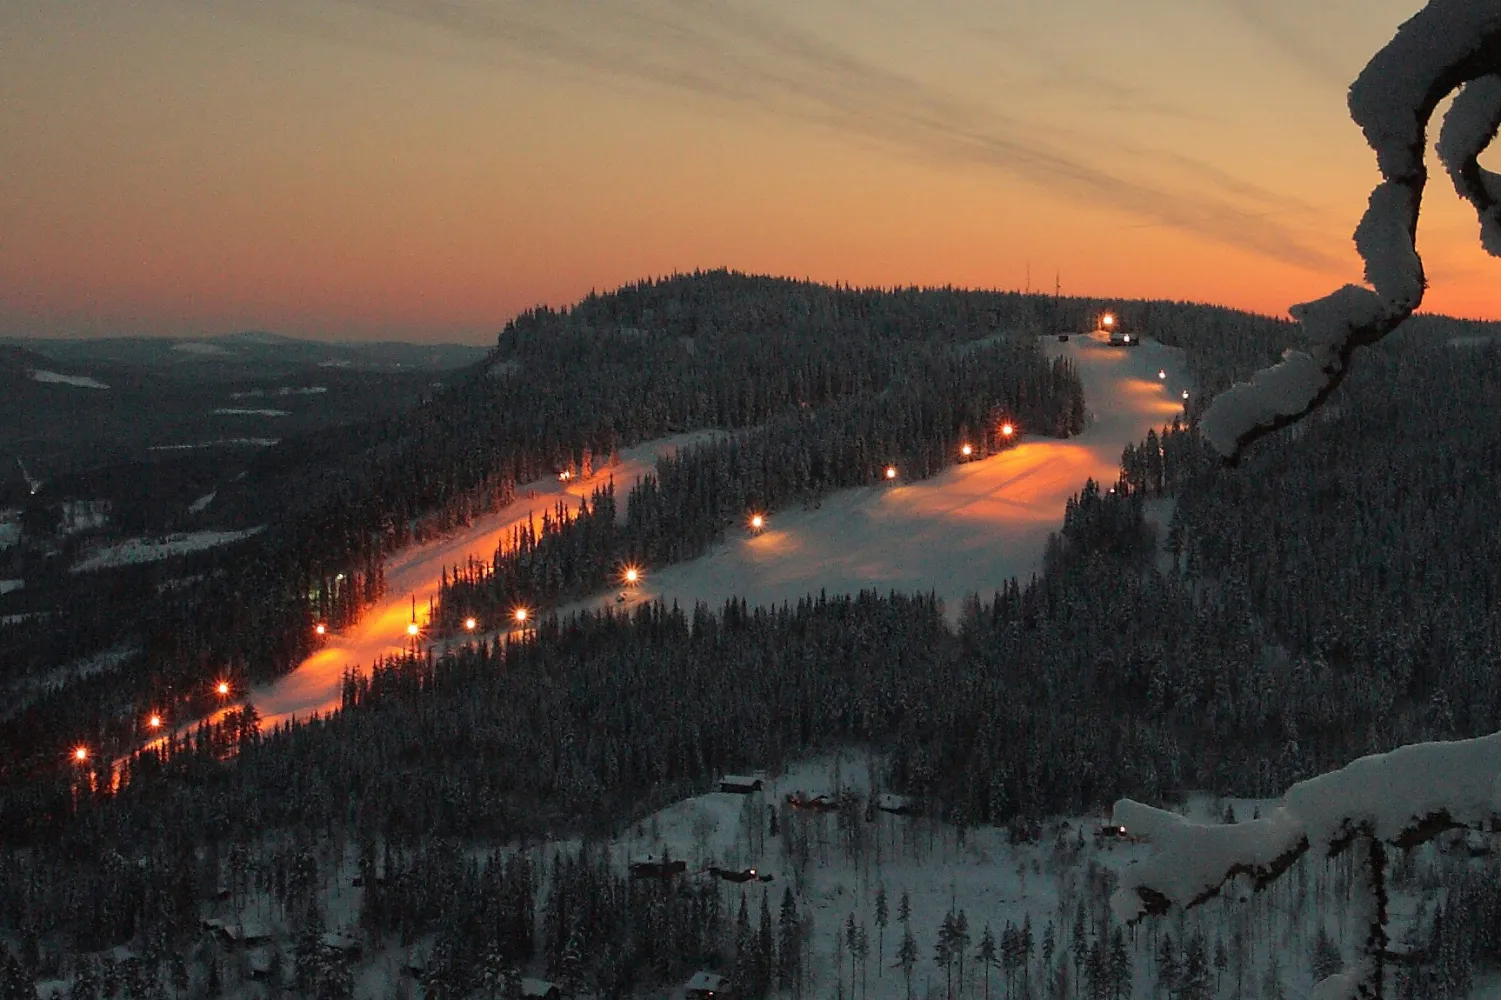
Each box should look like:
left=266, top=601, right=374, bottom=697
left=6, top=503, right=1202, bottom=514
left=0, top=333, right=493, bottom=484
left=0, top=330, right=489, bottom=375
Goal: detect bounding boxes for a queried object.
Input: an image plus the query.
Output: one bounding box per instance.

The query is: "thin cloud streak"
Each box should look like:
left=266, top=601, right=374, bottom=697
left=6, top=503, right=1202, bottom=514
left=217, top=0, right=1346, bottom=272
left=1220, top=0, right=1350, bottom=88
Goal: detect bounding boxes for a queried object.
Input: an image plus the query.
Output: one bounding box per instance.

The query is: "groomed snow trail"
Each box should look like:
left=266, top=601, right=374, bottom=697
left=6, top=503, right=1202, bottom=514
left=224, top=333, right=1190, bottom=732
left=565, top=331, right=1190, bottom=623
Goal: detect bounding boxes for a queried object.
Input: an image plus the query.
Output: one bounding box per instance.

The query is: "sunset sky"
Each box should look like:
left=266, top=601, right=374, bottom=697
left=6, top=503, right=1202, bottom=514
left=2, top=0, right=1495, bottom=343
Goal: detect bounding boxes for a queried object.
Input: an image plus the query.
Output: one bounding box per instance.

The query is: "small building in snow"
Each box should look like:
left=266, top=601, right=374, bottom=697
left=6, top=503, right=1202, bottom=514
left=685, top=971, right=728, bottom=999
left=207, top=921, right=273, bottom=947
left=876, top=793, right=916, bottom=816
left=719, top=775, right=763, bottom=794
left=630, top=854, right=687, bottom=879
left=785, top=791, right=843, bottom=813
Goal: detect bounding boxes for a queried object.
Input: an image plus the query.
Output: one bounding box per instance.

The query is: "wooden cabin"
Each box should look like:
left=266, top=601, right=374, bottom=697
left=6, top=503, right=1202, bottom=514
left=630, top=854, right=687, bottom=879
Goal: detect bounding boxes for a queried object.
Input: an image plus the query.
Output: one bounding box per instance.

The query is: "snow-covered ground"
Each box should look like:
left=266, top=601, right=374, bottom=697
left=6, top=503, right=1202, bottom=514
left=173, top=341, right=233, bottom=355
left=229, top=386, right=328, bottom=398
left=216, top=334, right=1189, bottom=732
left=212, top=408, right=290, bottom=417
left=189, top=492, right=217, bottom=514
left=71, top=528, right=263, bottom=573
left=28, top=369, right=109, bottom=389
left=0, top=579, right=23, bottom=595
left=0, top=511, right=19, bottom=550
left=148, top=438, right=280, bottom=451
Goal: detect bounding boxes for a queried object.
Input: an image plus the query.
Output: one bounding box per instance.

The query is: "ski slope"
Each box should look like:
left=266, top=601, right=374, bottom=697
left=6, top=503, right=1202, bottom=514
left=562, top=331, right=1190, bottom=622
left=233, top=332, right=1189, bottom=731
left=240, top=431, right=722, bottom=730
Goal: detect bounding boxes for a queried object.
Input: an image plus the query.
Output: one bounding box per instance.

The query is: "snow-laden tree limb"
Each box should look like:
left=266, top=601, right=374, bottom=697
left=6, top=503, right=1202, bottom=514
left=1201, top=0, right=1501, bottom=462
left=1110, top=732, right=1501, bottom=999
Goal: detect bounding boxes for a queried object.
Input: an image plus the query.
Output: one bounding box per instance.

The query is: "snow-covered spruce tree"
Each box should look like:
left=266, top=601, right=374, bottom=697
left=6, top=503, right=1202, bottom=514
left=1108, top=733, right=1501, bottom=999
left=1201, top=0, right=1501, bottom=463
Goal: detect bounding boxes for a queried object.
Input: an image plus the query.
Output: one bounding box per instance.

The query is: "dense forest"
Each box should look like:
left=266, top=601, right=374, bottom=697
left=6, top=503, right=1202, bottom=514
left=5, top=273, right=1501, bottom=998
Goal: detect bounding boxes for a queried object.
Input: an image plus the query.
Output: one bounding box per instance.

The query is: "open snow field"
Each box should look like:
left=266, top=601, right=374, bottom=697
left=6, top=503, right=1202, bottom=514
left=226, top=333, right=1189, bottom=732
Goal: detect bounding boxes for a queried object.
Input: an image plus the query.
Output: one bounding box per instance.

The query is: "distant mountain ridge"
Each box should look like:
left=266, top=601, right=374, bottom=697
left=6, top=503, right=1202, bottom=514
left=0, top=330, right=490, bottom=373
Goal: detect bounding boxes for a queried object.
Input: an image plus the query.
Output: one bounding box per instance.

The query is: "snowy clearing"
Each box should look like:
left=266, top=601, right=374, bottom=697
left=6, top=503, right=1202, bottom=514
left=147, top=438, right=279, bottom=451
left=172, top=341, right=232, bottom=355
left=217, top=333, right=1189, bottom=733
left=212, top=408, right=290, bottom=417
left=28, top=368, right=109, bottom=389
left=188, top=492, right=217, bottom=514
left=0, top=516, right=19, bottom=550
left=228, top=386, right=328, bottom=398
left=0, top=579, right=22, bottom=595
left=70, top=528, right=263, bottom=572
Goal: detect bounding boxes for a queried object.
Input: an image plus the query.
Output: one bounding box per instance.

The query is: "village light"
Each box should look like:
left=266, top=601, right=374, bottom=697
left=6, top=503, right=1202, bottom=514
left=1102, top=313, right=1115, bottom=327
left=464, top=617, right=477, bottom=631
left=1001, top=423, right=1015, bottom=438
left=885, top=466, right=897, bottom=480
left=960, top=443, right=973, bottom=457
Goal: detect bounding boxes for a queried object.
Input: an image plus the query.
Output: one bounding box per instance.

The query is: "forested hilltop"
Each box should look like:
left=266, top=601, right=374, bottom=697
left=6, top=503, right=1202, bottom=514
left=1, top=271, right=1309, bottom=782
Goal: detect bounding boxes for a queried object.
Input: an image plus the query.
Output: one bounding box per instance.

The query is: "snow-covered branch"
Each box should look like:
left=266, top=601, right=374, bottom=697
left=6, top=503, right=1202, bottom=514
left=1111, top=732, right=1501, bottom=999
left=1201, top=0, right=1501, bottom=462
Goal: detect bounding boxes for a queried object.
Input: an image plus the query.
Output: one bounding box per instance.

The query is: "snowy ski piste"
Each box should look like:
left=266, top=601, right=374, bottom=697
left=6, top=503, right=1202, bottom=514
left=237, top=330, right=1192, bottom=731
